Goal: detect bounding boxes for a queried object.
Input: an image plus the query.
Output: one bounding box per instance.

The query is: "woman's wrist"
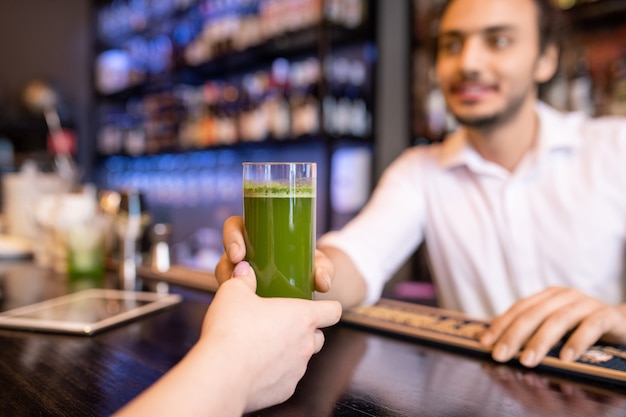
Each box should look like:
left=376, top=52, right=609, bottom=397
left=185, top=337, right=251, bottom=416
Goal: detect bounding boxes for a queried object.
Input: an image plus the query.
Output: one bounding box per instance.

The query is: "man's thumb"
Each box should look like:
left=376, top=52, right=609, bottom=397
left=231, top=261, right=257, bottom=291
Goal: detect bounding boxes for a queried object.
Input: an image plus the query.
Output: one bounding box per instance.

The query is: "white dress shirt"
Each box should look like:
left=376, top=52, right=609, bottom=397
left=318, top=102, right=626, bottom=318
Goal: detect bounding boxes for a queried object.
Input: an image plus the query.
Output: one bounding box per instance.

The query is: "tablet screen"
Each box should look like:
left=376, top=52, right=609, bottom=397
left=0, top=289, right=182, bottom=335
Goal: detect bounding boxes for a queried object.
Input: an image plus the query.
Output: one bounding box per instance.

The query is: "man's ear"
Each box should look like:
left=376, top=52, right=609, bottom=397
left=535, top=44, right=560, bottom=84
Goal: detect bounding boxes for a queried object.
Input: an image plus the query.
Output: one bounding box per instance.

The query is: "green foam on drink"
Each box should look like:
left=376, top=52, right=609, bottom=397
left=243, top=181, right=315, bottom=198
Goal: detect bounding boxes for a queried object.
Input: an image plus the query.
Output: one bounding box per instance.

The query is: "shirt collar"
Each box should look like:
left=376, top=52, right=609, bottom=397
left=438, top=101, right=581, bottom=171
left=438, top=128, right=478, bottom=170
left=534, top=101, right=582, bottom=153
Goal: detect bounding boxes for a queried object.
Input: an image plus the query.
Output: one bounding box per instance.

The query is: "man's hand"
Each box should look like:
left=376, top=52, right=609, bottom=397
left=215, top=216, right=247, bottom=285
left=479, top=286, right=626, bottom=367
left=215, top=216, right=335, bottom=293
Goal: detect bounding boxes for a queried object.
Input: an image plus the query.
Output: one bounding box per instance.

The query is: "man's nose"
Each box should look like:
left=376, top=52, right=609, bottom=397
left=458, top=38, right=487, bottom=73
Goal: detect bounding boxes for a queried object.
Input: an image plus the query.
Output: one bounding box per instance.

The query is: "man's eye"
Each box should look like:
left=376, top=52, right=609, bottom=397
left=489, top=35, right=511, bottom=49
left=439, top=39, right=462, bottom=54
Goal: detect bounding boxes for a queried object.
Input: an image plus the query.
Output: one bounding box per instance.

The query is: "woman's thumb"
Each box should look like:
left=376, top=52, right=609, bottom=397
left=231, top=261, right=257, bottom=292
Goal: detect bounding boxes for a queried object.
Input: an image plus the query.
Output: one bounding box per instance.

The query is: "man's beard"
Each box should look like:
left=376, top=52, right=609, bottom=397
left=450, top=86, right=529, bottom=131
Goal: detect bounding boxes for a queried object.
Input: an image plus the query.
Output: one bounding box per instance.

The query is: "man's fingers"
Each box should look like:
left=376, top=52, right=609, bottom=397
left=560, top=322, right=604, bottom=363
left=215, top=252, right=235, bottom=285
left=215, top=216, right=246, bottom=286
left=518, top=299, right=599, bottom=367
left=222, top=216, right=246, bottom=263
left=483, top=288, right=584, bottom=364
left=481, top=288, right=560, bottom=347
left=314, top=249, right=334, bottom=293
left=560, top=307, right=625, bottom=362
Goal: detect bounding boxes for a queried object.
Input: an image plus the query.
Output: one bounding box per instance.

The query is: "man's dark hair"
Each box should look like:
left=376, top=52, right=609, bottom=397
left=426, top=0, right=567, bottom=58
left=532, top=0, right=567, bottom=54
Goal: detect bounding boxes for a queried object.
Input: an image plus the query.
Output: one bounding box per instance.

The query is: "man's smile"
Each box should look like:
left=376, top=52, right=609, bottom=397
left=450, top=81, right=498, bottom=103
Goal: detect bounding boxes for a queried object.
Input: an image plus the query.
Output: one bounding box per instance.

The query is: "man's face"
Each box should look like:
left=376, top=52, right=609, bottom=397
left=435, top=0, right=553, bottom=129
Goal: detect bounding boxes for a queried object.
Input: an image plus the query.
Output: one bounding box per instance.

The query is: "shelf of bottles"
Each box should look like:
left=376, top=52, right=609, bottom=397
left=96, top=46, right=375, bottom=155
left=554, top=0, right=626, bottom=23
left=542, top=0, right=626, bottom=118
left=95, top=0, right=374, bottom=154
left=93, top=0, right=376, bottom=271
left=95, top=0, right=371, bottom=93
left=410, top=0, right=626, bottom=144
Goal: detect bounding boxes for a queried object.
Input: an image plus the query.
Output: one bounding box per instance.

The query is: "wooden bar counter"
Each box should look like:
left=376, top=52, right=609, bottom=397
left=1, top=262, right=626, bottom=416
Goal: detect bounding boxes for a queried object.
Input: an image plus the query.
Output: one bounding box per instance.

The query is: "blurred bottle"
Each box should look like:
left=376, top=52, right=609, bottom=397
left=543, top=67, right=570, bottom=112
left=325, top=0, right=365, bottom=28
left=290, top=58, right=320, bottom=137
left=568, top=49, right=594, bottom=116
left=116, top=189, right=151, bottom=291
left=606, top=56, right=626, bottom=117
left=268, top=58, right=292, bottom=140
left=150, top=222, right=172, bottom=273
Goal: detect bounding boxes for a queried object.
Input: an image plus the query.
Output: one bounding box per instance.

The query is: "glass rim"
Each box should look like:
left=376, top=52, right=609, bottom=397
left=242, top=162, right=316, bottom=166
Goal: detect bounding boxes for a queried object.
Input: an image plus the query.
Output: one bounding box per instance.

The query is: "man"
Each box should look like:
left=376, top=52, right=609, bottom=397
left=218, top=0, right=626, bottom=368
left=115, top=261, right=341, bottom=416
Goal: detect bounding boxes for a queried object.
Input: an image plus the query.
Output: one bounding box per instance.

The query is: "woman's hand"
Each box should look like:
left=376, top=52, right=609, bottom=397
left=116, top=261, right=342, bottom=417
left=203, top=261, right=342, bottom=412
left=215, top=216, right=335, bottom=293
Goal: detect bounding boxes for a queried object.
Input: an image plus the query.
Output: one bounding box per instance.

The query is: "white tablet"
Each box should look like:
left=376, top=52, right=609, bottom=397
left=0, top=289, right=182, bottom=335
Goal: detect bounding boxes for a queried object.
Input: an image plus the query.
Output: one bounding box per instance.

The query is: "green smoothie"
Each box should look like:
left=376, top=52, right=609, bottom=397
left=243, top=182, right=315, bottom=299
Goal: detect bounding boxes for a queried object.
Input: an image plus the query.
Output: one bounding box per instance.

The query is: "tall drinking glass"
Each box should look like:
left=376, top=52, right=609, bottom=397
left=243, top=162, right=316, bottom=299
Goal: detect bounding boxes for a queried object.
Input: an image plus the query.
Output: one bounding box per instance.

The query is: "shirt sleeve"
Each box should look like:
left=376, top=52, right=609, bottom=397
left=580, top=115, right=626, bottom=229
left=318, top=147, right=428, bottom=305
